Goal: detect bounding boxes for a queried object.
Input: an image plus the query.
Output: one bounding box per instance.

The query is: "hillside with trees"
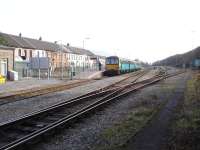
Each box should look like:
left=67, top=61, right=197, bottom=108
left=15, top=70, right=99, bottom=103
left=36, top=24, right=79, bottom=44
left=153, top=47, right=200, bottom=68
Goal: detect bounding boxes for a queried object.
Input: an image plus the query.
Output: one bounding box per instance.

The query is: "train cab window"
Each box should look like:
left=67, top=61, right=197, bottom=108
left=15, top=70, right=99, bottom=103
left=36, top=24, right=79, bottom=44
left=106, top=57, right=119, bottom=64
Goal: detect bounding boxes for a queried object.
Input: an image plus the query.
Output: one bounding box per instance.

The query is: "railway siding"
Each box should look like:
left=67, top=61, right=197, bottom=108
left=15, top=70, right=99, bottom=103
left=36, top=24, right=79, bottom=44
left=0, top=70, right=164, bottom=149
left=0, top=70, right=182, bottom=149
left=0, top=71, right=152, bottom=124
left=28, top=70, right=187, bottom=150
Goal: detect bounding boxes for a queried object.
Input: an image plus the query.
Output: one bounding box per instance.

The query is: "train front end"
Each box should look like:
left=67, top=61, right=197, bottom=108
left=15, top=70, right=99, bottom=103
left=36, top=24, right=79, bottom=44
left=104, top=56, right=120, bottom=76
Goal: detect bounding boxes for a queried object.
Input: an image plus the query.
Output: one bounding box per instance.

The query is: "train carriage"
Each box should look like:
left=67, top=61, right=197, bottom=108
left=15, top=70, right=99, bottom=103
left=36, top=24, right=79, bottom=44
left=104, top=56, right=141, bottom=76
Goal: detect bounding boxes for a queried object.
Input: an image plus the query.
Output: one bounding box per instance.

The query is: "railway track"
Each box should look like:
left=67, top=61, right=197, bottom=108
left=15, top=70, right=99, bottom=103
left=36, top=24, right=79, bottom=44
left=0, top=70, right=179, bottom=150
left=0, top=79, right=94, bottom=105
left=0, top=70, right=144, bottom=106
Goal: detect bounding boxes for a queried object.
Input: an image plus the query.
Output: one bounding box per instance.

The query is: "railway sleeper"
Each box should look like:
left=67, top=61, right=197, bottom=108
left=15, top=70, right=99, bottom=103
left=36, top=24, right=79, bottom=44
left=0, top=71, right=168, bottom=150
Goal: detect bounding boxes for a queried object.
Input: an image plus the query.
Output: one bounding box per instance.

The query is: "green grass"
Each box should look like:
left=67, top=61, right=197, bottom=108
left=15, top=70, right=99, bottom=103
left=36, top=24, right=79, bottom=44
left=92, top=78, right=178, bottom=150
left=94, top=107, right=156, bottom=150
left=92, top=91, right=167, bottom=150
left=169, top=74, right=200, bottom=150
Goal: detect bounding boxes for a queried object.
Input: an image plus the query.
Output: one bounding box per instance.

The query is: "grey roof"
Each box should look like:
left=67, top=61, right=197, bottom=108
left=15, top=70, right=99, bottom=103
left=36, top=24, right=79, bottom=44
left=0, top=32, right=94, bottom=55
left=91, top=55, right=106, bottom=59
left=0, top=45, right=15, bottom=50
left=65, top=46, right=95, bottom=56
left=0, top=32, right=25, bottom=48
left=0, top=32, right=69, bottom=52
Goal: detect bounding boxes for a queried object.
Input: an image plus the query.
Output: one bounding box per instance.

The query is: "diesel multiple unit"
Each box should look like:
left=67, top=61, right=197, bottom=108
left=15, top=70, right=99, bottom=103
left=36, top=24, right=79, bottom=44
left=104, top=56, right=141, bottom=75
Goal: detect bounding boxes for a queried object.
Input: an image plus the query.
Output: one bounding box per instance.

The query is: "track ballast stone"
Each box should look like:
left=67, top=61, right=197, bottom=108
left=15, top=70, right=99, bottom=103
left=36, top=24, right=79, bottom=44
left=28, top=72, right=188, bottom=150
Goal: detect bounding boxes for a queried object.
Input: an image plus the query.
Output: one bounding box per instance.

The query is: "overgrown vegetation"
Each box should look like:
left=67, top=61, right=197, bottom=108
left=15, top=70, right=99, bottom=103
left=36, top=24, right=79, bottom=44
left=168, top=74, right=200, bottom=150
left=92, top=95, right=161, bottom=150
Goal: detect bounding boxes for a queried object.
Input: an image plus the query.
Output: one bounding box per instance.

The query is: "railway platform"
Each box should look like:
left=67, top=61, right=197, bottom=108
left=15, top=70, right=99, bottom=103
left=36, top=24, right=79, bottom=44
left=73, top=70, right=103, bottom=79
left=0, top=70, right=103, bottom=97
left=0, top=78, right=80, bottom=97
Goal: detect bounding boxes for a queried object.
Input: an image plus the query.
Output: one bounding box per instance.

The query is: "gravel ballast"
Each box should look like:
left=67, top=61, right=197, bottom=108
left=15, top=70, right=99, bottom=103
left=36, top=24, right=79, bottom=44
left=0, top=72, right=143, bottom=123
left=25, top=71, right=190, bottom=150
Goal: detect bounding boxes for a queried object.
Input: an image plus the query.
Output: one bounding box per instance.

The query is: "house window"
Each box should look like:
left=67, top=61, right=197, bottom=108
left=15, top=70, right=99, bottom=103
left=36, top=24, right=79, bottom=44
left=18, top=49, right=21, bottom=56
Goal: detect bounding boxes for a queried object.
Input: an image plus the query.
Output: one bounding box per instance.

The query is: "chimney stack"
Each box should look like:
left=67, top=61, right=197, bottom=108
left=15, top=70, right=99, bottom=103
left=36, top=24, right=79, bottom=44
left=67, top=43, right=70, bottom=47
left=19, top=33, right=22, bottom=37
left=39, top=36, right=42, bottom=41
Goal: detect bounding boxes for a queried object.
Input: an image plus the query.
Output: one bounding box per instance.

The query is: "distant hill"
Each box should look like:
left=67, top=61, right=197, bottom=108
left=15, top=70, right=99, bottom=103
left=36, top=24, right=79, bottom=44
left=153, top=47, right=200, bottom=67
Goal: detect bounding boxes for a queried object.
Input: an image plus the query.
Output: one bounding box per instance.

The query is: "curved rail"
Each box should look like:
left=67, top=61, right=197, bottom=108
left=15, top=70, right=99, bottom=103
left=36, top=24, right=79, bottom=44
left=0, top=70, right=176, bottom=150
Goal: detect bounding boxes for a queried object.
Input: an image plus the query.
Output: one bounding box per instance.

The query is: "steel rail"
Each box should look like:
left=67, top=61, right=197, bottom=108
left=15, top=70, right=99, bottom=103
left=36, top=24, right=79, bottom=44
left=0, top=70, right=146, bottom=128
left=0, top=73, right=165, bottom=150
left=0, top=70, right=145, bottom=107
left=0, top=80, right=92, bottom=100
left=0, top=70, right=170, bottom=150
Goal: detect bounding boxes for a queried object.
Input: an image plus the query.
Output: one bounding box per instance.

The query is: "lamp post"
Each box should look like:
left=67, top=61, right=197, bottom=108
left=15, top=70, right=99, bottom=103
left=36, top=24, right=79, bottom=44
left=83, top=37, right=90, bottom=49
left=56, top=40, right=64, bottom=80
left=38, top=51, right=40, bottom=80
left=82, top=37, right=91, bottom=71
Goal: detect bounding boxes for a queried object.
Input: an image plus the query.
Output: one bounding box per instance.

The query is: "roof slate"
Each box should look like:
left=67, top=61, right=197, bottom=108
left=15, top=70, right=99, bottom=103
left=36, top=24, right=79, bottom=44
left=65, top=46, right=95, bottom=56
left=0, top=32, right=94, bottom=55
left=0, top=45, right=15, bottom=50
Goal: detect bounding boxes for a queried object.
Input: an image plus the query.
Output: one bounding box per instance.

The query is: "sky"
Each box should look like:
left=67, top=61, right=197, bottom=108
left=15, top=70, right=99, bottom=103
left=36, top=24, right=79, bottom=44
left=1, top=0, right=200, bottom=63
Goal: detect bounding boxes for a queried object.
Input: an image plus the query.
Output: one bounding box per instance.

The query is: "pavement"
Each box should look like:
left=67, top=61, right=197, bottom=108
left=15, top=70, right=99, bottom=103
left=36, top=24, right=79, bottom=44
left=0, top=78, right=69, bottom=96
left=73, top=70, right=103, bottom=79
left=0, top=70, right=103, bottom=96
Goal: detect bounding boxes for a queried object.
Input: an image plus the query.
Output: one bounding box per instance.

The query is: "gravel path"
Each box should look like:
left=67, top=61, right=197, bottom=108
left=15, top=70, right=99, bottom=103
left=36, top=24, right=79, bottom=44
left=27, top=71, right=187, bottom=150
left=124, top=72, right=191, bottom=150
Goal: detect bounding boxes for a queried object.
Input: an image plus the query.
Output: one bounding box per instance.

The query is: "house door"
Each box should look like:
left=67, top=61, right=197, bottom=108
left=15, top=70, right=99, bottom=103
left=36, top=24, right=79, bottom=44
left=0, top=59, right=8, bottom=77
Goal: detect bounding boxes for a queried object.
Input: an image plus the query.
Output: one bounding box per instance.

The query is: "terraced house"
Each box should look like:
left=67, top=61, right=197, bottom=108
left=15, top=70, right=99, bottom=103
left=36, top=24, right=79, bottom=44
left=0, top=32, right=101, bottom=79
left=0, top=45, right=15, bottom=78
left=66, top=46, right=95, bottom=70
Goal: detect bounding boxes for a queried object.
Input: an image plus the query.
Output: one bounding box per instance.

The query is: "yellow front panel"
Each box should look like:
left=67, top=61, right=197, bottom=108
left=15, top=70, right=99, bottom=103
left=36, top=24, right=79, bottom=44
left=106, top=64, right=119, bottom=70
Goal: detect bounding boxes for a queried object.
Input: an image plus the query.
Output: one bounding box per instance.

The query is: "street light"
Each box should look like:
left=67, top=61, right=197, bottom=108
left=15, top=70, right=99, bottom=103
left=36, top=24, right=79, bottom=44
left=83, top=37, right=90, bottom=49
left=82, top=37, right=91, bottom=71
left=56, top=40, right=64, bottom=80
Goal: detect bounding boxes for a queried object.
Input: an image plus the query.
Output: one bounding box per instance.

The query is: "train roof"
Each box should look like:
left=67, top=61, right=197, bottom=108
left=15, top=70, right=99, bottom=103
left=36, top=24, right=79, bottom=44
left=106, top=56, right=137, bottom=63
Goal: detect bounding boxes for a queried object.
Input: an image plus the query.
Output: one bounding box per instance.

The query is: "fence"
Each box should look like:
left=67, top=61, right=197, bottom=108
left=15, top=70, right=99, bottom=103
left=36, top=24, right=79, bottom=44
left=14, top=61, right=29, bottom=79
left=14, top=64, right=101, bottom=80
